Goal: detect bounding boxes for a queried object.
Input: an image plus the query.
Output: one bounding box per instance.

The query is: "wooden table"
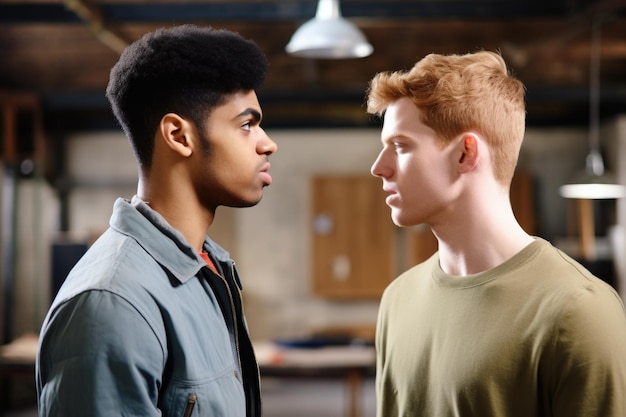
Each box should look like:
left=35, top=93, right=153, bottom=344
left=255, top=342, right=376, bottom=417
left=0, top=336, right=378, bottom=416
left=0, top=334, right=38, bottom=410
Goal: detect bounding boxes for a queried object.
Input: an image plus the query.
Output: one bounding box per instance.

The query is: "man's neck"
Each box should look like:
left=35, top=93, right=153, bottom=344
left=433, top=199, right=533, bottom=277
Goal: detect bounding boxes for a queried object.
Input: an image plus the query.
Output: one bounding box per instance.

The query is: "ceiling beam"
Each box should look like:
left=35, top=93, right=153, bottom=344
left=0, top=1, right=595, bottom=24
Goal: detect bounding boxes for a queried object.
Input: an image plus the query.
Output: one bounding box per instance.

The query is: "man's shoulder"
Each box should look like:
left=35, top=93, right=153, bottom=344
left=533, top=242, right=622, bottom=300
left=52, top=228, right=167, bottom=308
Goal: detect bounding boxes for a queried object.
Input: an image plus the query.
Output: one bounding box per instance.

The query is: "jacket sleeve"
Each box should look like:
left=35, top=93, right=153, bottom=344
left=36, top=289, right=166, bottom=417
left=548, top=286, right=626, bottom=417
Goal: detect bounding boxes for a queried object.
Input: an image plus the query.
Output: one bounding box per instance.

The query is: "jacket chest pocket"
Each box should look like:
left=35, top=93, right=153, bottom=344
left=162, top=366, right=246, bottom=417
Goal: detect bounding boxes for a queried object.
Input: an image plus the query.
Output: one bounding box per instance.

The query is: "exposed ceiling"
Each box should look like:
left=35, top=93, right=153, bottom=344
left=1, top=0, right=626, bottom=135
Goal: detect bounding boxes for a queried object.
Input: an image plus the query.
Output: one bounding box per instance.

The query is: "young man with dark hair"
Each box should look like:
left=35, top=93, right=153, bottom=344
left=368, top=51, right=626, bottom=417
left=36, top=25, right=277, bottom=417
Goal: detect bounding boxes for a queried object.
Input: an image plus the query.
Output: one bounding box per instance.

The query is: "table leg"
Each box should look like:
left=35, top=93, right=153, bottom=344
left=346, top=368, right=362, bottom=417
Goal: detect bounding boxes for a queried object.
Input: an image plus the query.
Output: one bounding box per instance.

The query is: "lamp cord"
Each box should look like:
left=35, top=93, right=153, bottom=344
left=587, top=17, right=604, bottom=176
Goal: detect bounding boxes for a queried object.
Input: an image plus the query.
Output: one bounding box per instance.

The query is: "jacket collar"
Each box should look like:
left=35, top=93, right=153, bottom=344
left=109, top=196, right=236, bottom=286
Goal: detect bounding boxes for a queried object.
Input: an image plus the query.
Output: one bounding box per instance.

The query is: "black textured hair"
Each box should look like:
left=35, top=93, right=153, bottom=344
left=105, top=24, right=268, bottom=170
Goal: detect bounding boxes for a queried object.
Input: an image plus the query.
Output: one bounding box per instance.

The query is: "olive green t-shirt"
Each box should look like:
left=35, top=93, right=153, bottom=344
left=376, top=238, right=626, bottom=417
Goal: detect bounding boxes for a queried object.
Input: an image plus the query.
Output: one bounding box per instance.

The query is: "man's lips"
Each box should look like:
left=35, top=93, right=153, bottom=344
left=259, top=162, right=272, bottom=185
left=383, top=187, right=398, bottom=205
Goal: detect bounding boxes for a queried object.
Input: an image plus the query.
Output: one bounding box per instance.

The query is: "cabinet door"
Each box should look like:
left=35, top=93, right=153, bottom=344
left=312, top=175, right=397, bottom=298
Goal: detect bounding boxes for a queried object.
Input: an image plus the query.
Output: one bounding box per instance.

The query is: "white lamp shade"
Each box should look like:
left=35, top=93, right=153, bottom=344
left=559, top=168, right=626, bottom=199
left=285, top=16, right=373, bottom=59
left=559, top=182, right=626, bottom=199
left=559, top=149, right=626, bottom=199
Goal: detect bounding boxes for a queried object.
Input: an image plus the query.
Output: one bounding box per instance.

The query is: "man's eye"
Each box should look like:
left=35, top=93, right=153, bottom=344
left=241, top=121, right=252, bottom=131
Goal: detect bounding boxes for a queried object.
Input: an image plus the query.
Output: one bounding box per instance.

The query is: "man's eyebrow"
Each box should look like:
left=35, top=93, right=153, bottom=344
left=381, top=131, right=401, bottom=143
left=235, top=108, right=262, bottom=122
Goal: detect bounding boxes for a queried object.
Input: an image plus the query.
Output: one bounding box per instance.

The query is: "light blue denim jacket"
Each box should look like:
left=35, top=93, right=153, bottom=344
left=36, top=196, right=261, bottom=417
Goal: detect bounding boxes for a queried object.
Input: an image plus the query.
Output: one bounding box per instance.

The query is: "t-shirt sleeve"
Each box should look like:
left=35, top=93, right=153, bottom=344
left=549, top=285, right=626, bottom=417
left=36, top=290, right=165, bottom=417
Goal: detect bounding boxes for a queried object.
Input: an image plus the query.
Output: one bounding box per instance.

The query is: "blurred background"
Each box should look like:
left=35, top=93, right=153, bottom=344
left=1, top=0, right=626, bottom=416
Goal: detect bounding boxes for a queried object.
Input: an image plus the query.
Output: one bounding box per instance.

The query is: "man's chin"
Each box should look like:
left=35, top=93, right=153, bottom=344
left=225, top=195, right=263, bottom=209
left=391, top=212, right=421, bottom=228
left=390, top=211, right=407, bottom=227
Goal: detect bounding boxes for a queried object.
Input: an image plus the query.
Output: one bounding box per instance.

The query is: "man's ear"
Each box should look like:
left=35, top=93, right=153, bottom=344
left=158, top=113, right=193, bottom=158
left=457, top=133, right=480, bottom=174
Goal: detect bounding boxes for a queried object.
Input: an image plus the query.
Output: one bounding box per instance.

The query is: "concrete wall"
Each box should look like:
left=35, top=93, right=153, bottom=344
left=0, top=167, right=59, bottom=339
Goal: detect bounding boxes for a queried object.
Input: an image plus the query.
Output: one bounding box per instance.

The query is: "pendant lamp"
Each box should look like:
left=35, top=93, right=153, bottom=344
left=285, top=0, right=373, bottom=59
left=559, top=18, right=626, bottom=200
left=558, top=18, right=625, bottom=261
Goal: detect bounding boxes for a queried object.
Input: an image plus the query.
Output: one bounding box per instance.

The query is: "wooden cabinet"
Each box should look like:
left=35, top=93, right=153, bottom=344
left=311, top=175, right=397, bottom=299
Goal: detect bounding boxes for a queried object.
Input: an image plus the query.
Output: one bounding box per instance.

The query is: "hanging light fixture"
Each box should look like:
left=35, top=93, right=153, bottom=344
left=285, top=0, right=373, bottom=59
left=558, top=17, right=625, bottom=262
left=559, top=18, right=626, bottom=200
